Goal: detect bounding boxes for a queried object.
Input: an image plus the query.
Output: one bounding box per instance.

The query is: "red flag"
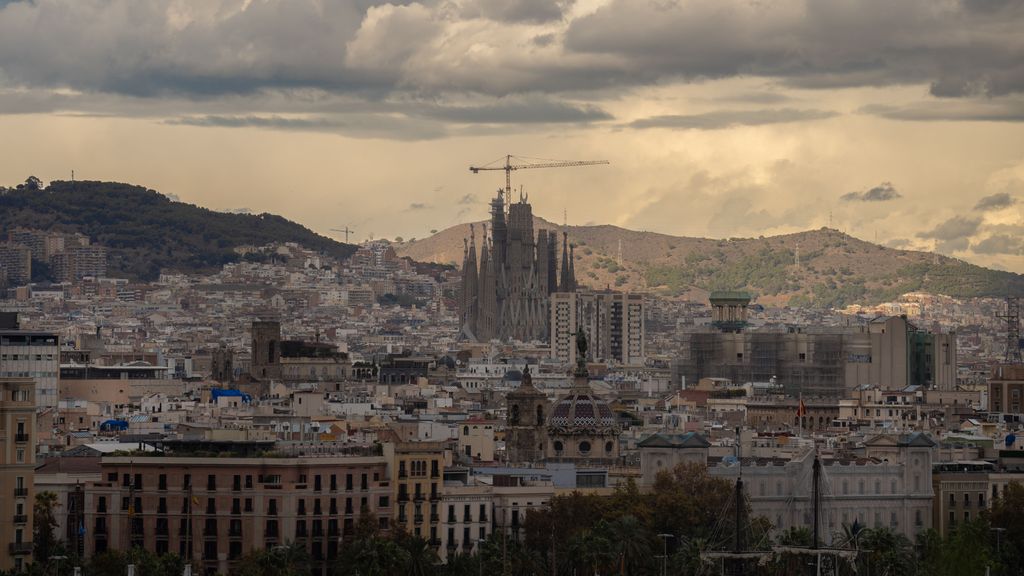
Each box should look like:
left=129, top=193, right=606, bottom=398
left=796, top=399, right=807, bottom=417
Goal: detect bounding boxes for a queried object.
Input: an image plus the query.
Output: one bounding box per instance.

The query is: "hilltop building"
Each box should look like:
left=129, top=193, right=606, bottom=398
left=459, top=191, right=575, bottom=342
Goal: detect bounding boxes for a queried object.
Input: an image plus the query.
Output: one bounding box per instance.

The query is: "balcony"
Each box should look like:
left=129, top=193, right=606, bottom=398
left=397, top=494, right=409, bottom=503
left=414, top=514, right=424, bottom=524
left=13, top=488, right=28, bottom=498
left=9, top=542, right=32, bottom=555
left=13, top=514, right=28, bottom=524
left=429, top=538, right=441, bottom=547
left=14, top=433, right=29, bottom=443
left=430, top=493, right=440, bottom=502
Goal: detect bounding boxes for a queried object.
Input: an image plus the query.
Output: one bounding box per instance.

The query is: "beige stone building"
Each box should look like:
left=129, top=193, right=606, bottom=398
left=457, top=418, right=497, bottom=462
left=85, top=453, right=391, bottom=575
left=710, top=433, right=936, bottom=541
left=387, top=440, right=447, bottom=543
left=637, top=432, right=711, bottom=487
left=0, top=378, right=36, bottom=572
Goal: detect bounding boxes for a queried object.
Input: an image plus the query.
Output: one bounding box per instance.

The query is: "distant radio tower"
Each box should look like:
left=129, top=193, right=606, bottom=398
left=794, top=242, right=801, bottom=270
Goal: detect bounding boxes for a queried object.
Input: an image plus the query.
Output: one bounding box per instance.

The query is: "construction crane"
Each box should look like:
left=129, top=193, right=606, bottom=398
left=330, top=226, right=356, bottom=243
left=469, top=155, right=609, bottom=199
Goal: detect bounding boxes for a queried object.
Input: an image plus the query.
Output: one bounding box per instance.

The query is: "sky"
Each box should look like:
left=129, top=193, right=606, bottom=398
left=1, top=0, right=1023, bottom=272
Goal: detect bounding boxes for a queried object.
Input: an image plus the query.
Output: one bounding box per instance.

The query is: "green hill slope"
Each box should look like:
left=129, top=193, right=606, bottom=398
left=0, top=180, right=356, bottom=280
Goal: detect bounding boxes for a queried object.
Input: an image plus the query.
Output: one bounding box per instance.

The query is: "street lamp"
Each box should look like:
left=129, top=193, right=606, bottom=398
left=475, top=539, right=486, bottom=576
left=48, top=554, right=67, bottom=576
left=659, top=532, right=675, bottom=573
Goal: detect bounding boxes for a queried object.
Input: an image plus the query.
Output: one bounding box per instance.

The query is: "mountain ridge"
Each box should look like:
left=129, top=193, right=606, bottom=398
left=0, top=180, right=357, bottom=281
left=396, top=216, right=1024, bottom=307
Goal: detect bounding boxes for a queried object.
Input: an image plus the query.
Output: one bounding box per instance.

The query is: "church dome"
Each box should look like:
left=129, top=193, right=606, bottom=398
left=548, top=390, right=617, bottom=432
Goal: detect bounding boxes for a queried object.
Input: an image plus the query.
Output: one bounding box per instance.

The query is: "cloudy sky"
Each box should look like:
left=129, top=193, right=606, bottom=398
left=1, top=0, right=1023, bottom=271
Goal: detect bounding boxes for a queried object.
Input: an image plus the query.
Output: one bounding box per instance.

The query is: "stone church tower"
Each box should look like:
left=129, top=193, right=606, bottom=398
left=505, top=367, right=548, bottom=464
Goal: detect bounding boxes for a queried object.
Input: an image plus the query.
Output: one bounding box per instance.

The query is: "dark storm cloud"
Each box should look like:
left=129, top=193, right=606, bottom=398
left=975, top=192, right=1017, bottom=211
left=563, top=0, right=1024, bottom=97
left=0, top=0, right=1022, bottom=102
left=465, top=0, right=573, bottom=23
left=972, top=234, right=1024, bottom=255
left=841, top=182, right=901, bottom=202
left=861, top=101, right=1024, bottom=123
left=917, top=216, right=983, bottom=240
left=418, top=97, right=611, bottom=124
left=628, top=108, right=836, bottom=130
left=166, top=114, right=447, bottom=141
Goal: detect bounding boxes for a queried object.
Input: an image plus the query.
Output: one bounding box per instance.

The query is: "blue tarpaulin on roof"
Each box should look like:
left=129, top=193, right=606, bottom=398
left=211, top=388, right=252, bottom=403
left=99, top=419, right=128, bottom=431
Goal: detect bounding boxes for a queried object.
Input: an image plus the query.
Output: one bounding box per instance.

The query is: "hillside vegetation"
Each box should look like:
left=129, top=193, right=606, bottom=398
left=397, top=217, right=1024, bottom=308
left=0, top=180, right=356, bottom=280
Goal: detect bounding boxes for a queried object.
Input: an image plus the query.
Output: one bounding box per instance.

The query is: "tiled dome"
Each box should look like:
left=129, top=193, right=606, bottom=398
left=549, top=392, right=617, bottom=430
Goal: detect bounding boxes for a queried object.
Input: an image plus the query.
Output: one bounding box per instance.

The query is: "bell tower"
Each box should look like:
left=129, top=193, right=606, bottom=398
left=505, top=366, right=548, bottom=463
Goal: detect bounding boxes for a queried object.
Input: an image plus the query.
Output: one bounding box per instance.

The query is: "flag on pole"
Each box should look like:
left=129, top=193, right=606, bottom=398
left=796, top=399, right=807, bottom=417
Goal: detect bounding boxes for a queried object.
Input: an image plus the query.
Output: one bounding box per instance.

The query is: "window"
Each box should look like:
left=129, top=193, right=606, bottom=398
left=915, top=510, right=923, bottom=527
left=158, top=474, right=167, bottom=490
left=578, top=441, right=591, bottom=454
left=346, top=474, right=353, bottom=491
left=207, top=475, right=217, bottom=491
left=244, top=498, right=253, bottom=513
left=268, top=499, right=277, bottom=516
left=361, top=473, right=368, bottom=490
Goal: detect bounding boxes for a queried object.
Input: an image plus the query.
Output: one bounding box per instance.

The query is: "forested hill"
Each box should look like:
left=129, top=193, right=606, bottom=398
left=0, top=180, right=356, bottom=280
left=398, top=218, right=1024, bottom=308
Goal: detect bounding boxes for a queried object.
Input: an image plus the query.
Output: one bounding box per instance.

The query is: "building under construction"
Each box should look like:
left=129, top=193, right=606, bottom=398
left=673, top=300, right=957, bottom=397
left=460, top=190, right=576, bottom=342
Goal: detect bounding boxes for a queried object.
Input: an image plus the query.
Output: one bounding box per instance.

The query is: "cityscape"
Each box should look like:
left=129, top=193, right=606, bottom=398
left=1, top=2, right=1024, bottom=576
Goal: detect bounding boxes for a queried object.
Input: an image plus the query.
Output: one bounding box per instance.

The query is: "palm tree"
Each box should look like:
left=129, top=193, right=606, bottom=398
left=401, top=536, right=439, bottom=576
left=607, top=515, right=654, bottom=575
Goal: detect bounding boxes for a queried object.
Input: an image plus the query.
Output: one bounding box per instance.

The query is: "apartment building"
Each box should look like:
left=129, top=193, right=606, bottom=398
left=387, top=441, right=447, bottom=543
left=550, top=290, right=645, bottom=366
left=84, top=453, right=391, bottom=575
left=0, top=378, right=36, bottom=572
left=0, top=327, right=60, bottom=410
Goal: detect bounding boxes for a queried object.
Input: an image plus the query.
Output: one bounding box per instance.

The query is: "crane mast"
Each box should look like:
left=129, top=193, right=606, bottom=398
left=469, top=154, right=609, bottom=201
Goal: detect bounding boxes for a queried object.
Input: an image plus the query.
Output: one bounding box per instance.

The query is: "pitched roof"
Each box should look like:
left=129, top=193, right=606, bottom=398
left=638, top=432, right=711, bottom=449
